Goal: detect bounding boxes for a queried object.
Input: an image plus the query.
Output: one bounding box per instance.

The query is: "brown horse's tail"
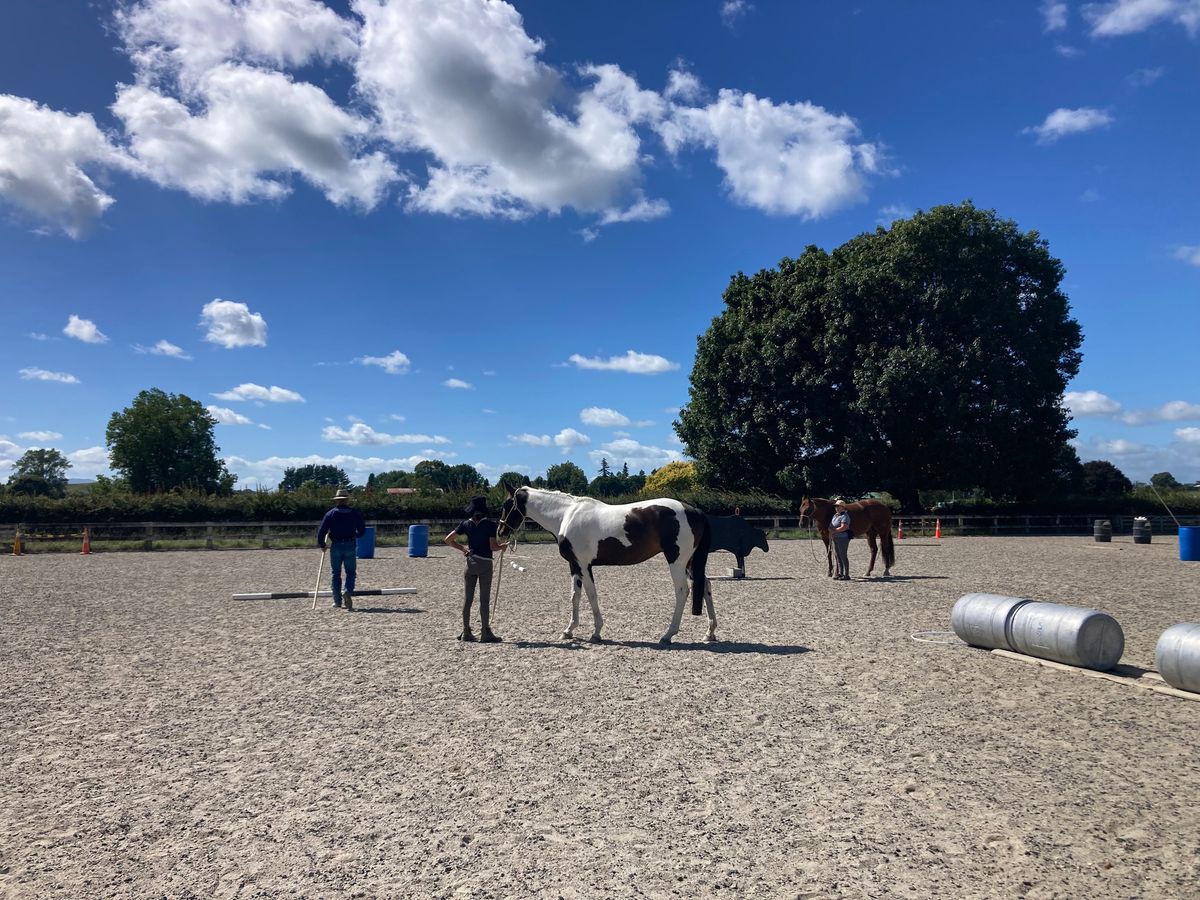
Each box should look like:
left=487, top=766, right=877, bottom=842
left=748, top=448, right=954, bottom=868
left=691, top=519, right=710, bottom=616
left=881, top=522, right=896, bottom=570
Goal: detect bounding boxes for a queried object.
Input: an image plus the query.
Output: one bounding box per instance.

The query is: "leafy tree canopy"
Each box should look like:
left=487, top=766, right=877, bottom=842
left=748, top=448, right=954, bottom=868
left=279, top=464, right=348, bottom=492
left=677, top=202, right=1083, bottom=509
left=1081, top=460, right=1132, bottom=496
left=9, top=448, right=71, bottom=497
left=106, top=389, right=236, bottom=494
left=1150, top=471, right=1182, bottom=490
left=545, top=461, right=588, bottom=495
left=642, top=461, right=698, bottom=496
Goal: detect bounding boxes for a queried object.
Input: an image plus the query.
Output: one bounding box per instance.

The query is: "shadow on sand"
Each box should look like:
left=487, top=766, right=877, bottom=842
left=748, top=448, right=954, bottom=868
left=354, top=606, right=425, bottom=614
left=866, top=575, right=949, bottom=582
left=514, top=638, right=810, bottom=656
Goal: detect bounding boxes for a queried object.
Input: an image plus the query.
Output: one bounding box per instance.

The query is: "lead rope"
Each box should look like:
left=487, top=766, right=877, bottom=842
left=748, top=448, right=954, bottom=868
left=491, top=514, right=527, bottom=625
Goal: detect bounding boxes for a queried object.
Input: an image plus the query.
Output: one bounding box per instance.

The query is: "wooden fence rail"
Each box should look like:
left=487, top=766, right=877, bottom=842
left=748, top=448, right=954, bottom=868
left=2, top=514, right=1197, bottom=553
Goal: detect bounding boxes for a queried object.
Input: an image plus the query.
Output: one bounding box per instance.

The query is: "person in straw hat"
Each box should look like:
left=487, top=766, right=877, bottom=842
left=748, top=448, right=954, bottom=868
left=444, top=495, right=511, bottom=642
left=317, top=487, right=367, bottom=610
left=830, top=497, right=854, bottom=580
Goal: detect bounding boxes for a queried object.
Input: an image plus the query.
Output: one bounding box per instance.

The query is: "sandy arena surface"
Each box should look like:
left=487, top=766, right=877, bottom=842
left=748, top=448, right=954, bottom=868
left=2, top=536, right=1199, bottom=899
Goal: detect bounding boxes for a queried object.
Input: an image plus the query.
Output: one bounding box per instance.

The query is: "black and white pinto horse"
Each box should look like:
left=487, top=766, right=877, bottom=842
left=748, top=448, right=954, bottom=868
left=498, top=484, right=715, bottom=644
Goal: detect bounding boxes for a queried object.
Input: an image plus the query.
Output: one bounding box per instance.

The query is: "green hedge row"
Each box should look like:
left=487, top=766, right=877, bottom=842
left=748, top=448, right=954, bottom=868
left=0, top=487, right=793, bottom=524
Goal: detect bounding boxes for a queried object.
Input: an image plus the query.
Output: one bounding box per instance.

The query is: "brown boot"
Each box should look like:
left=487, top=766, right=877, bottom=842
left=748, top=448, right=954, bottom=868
left=343, top=591, right=353, bottom=611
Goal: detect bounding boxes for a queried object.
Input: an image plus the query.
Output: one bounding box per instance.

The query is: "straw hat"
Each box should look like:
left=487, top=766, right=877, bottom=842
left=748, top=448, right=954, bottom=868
left=332, top=487, right=351, bottom=502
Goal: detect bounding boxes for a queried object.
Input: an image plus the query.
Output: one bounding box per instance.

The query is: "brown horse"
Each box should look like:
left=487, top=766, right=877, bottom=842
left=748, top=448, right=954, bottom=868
left=798, top=496, right=896, bottom=577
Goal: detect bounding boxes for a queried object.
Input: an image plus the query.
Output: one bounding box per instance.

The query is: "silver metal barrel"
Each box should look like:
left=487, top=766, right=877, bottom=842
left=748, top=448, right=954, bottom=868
left=1094, top=519, right=1112, bottom=543
left=951, top=594, right=1125, bottom=670
left=1132, top=518, right=1151, bottom=545
left=1007, top=602, right=1124, bottom=670
left=951, top=593, right=1033, bottom=651
left=1155, top=623, right=1200, bottom=694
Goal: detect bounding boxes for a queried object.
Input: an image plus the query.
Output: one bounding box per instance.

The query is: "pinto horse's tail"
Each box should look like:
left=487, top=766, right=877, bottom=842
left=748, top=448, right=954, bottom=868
left=690, top=517, right=711, bottom=616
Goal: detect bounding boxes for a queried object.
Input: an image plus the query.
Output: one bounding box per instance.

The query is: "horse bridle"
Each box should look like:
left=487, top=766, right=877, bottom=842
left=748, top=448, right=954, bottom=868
left=497, top=493, right=526, bottom=537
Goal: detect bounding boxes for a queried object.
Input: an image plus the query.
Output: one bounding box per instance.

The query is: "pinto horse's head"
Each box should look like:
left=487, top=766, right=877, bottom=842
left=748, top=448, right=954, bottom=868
left=497, top=481, right=528, bottom=538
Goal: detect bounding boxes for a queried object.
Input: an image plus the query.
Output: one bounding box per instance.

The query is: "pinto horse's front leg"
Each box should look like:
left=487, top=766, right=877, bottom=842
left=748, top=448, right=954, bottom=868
left=661, top=560, right=691, bottom=644
left=562, top=573, right=582, bottom=640
left=702, top=577, right=717, bottom=642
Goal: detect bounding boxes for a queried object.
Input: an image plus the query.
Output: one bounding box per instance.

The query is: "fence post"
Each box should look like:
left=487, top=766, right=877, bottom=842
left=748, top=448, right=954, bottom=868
left=772, top=517, right=781, bottom=539
left=144, top=523, right=155, bottom=551
left=205, top=523, right=214, bottom=550
left=261, top=522, right=271, bottom=549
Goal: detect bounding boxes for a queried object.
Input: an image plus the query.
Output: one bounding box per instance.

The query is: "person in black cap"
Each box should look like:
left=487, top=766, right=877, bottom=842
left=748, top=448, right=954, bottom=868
left=317, top=487, right=366, bottom=610
left=444, top=495, right=510, bottom=642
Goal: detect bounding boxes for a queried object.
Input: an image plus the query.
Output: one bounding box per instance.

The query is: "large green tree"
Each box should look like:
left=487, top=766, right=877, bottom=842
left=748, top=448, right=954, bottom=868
left=8, top=448, right=71, bottom=497
left=279, top=464, right=348, bottom=492
left=545, top=461, right=588, bottom=494
left=106, top=389, right=235, bottom=493
left=1082, top=460, right=1132, bottom=496
left=677, top=202, right=1083, bottom=509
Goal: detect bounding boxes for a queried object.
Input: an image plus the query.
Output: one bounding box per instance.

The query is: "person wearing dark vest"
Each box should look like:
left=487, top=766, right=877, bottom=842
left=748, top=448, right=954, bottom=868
left=444, top=495, right=510, bottom=642
left=317, top=487, right=367, bottom=610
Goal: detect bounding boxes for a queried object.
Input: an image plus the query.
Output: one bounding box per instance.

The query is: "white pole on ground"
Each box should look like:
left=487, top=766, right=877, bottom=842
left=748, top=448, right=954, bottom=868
left=311, top=546, right=327, bottom=611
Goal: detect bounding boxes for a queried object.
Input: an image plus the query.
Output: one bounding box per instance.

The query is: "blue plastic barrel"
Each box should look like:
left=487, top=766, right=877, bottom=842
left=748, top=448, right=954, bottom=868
left=356, top=526, right=376, bottom=559
left=408, top=523, right=429, bottom=558
left=1181, top=526, right=1200, bottom=562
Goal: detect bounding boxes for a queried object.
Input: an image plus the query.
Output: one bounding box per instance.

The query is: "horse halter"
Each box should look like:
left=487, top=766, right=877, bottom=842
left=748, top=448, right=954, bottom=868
left=498, top=495, right=526, bottom=537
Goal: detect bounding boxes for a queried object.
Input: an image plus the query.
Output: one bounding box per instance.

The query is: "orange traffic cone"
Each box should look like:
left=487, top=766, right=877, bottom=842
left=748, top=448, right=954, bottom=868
left=12, top=530, right=22, bottom=556
left=897, top=520, right=905, bottom=540
left=81, top=527, right=91, bottom=555
left=935, top=518, right=942, bottom=539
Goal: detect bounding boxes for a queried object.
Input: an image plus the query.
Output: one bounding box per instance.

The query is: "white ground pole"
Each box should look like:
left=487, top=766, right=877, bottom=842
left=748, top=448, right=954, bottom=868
left=310, top=547, right=327, bottom=610
left=234, top=588, right=418, bottom=601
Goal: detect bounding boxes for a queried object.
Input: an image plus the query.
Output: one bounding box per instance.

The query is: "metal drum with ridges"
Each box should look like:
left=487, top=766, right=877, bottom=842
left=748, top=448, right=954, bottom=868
left=1007, top=601, right=1125, bottom=670
left=1155, top=623, right=1200, bottom=694
left=1093, top=519, right=1112, bottom=543
left=951, top=593, right=1034, bottom=651
left=1132, top=518, right=1151, bottom=545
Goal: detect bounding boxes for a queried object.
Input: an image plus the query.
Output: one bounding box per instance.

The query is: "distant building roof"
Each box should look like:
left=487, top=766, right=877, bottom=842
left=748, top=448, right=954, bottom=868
left=386, top=487, right=417, bottom=495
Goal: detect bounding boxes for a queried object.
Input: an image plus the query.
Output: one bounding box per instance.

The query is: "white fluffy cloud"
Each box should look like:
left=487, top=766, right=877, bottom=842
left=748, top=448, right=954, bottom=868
left=567, top=350, right=679, bottom=375
left=135, top=339, right=192, bottom=358
left=206, top=404, right=255, bottom=425
left=509, top=433, right=551, bottom=447
left=212, top=382, right=304, bottom=402
left=201, top=298, right=268, bottom=348
left=1176, top=427, right=1200, bottom=443
left=1084, top=0, right=1200, bottom=36
left=63, top=314, right=109, bottom=344
left=721, top=0, right=753, bottom=28
left=225, top=450, right=456, bottom=487
left=580, top=407, right=631, bottom=427
left=19, top=367, right=79, bottom=384
left=1065, top=390, right=1123, bottom=416
left=322, top=423, right=450, bottom=445
left=659, top=89, right=883, bottom=218
left=588, top=437, right=682, bottom=472
left=0, top=95, right=129, bottom=238
left=554, top=427, right=591, bottom=453
left=444, top=378, right=473, bottom=389
left=4, top=0, right=890, bottom=236
left=358, top=350, right=411, bottom=374
left=1172, top=245, right=1200, bottom=266
left=113, top=66, right=399, bottom=209
left=1024, top=107, right=1114, bottom=144
left=17, top=431, right=63, bottom=442
left=67, top=446, right=112, bottom=478
left=116, top=0, right=359, bottom=85
left=1042, top=1, right=1069, bottom=30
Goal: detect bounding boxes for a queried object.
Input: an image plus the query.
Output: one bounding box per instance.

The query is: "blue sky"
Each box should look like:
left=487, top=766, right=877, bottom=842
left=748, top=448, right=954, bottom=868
left=1, top=0, right=1198, bottom=488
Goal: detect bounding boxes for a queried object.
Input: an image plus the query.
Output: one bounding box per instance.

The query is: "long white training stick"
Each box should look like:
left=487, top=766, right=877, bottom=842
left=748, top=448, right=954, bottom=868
left=311, top=546, right=327, bottom=610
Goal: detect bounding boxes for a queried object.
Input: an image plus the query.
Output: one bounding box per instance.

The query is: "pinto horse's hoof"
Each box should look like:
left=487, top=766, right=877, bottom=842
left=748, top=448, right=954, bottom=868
left=561, top=631, right=575, bottom=641
left=588, top=633, right=604, bottom=644
left=659, top=635, right=673, bottom=646
left=704, top=633, right=718, bottom=643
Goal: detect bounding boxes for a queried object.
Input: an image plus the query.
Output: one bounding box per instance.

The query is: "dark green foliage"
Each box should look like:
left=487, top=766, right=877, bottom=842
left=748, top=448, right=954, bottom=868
left=8, top=448, right=71, bottom=497
left=1150, top=471, right=1183, bottom=490
left=677, top=202, right=1083, bottom=509
left=279, top=464, right=348, bottom=492
left=106, top=389, right=235, bottom=493
left=1081, top=460, right=1132, bottom=497
left=410, top=460, right=488, bottom=493
left=545, top=461, right=588, bottom=494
